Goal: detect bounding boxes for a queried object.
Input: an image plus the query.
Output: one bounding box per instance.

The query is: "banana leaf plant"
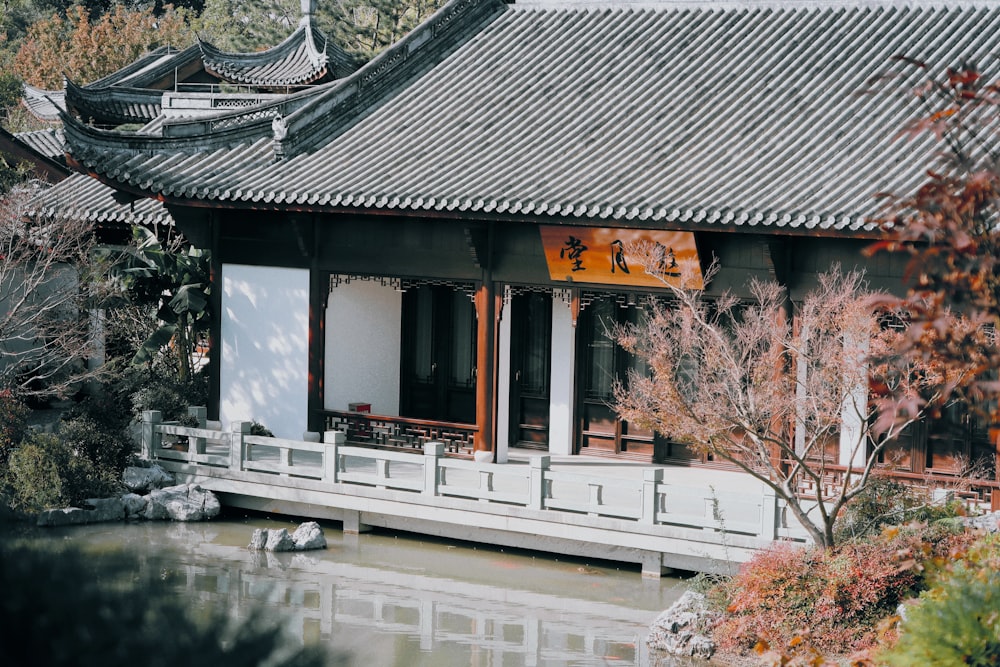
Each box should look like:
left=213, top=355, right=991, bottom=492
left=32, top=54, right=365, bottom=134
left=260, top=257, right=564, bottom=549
left=105, top=226, right=211, bottom=381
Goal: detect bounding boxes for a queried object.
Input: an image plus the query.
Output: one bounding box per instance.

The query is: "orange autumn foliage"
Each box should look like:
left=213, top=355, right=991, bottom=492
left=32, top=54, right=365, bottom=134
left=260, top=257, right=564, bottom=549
left=13, top=5, right=194, bottom=90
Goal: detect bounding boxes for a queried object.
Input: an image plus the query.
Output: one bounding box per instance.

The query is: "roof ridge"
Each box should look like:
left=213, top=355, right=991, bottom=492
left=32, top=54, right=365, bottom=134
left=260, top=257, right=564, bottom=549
left=511, top=0, right=1000, bottom=9
left=276, top=0, right=511, bottom=159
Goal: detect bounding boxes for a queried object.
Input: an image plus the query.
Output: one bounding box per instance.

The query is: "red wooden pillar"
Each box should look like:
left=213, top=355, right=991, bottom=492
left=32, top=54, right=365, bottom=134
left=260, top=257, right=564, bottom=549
left=474, top=280, right=498, bottom=459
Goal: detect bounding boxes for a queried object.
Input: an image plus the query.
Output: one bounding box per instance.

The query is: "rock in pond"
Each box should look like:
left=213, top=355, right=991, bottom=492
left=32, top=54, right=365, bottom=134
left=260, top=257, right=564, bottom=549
left=647, top=590, right=719, bottom=660
left=249, top=522, right=327, bottom=552
left=123, top=464, right=174, bottom=494
left=143, top=484, right=220, bottom=522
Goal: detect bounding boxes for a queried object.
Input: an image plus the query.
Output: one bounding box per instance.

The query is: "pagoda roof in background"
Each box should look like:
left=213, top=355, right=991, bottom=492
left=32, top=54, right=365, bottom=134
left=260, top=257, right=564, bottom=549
left=0, top=127, right=69, bottom=183
left=22, top=13, right=354, bottom=128
left=22, top=83, right=66, bottom=122
left=61, top=0, right=1000, bottom=235
left=200, top=17, right=354, bottom=87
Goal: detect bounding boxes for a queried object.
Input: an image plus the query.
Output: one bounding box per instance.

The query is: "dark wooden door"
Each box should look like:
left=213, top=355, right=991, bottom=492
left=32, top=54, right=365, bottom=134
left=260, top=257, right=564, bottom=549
left=575, top=295, right=659, bottom=459
left=400, top=285, right=477, bottom=424
left=508, top=292, right=552, bottom=449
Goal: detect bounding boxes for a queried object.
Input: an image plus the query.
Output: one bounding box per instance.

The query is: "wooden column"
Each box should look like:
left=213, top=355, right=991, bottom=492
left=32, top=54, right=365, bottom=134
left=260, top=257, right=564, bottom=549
left=473, top=222, right=498, bottom=460
left=304, top=216, right=324, bottom=433
left=474, top=280, right=497, bottom=458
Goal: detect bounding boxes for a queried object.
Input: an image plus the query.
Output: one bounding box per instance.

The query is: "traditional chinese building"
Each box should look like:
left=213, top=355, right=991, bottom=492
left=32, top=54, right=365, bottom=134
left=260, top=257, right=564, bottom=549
left=47, top=0, right=1000, bottom=487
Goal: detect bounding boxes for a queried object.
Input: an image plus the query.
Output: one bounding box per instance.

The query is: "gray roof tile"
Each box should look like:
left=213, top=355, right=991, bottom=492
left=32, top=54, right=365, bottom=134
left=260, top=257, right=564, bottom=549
left=64, top=0, right=1000, bottom=234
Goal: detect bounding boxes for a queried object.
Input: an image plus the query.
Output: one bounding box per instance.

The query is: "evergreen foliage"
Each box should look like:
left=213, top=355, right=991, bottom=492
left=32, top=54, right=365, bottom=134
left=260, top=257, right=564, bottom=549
left=880, top=534, right=1000, bottom=667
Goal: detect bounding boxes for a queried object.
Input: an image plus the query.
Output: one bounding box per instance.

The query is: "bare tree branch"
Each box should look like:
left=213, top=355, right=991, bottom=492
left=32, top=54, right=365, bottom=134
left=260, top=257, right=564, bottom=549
left=0, top=183, right=110, bottom=398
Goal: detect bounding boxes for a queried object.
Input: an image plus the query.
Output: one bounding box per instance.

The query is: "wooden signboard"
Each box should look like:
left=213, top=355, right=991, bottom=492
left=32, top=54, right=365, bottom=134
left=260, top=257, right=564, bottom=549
left=539, top=226, right=703, bottom=289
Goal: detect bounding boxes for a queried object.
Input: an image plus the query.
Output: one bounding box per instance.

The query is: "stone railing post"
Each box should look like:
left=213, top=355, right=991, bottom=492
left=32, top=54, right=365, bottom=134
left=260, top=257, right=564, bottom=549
left=230, top=421, right=251, bottom=472
left=423, top=441, right=444, bottom=495
left=324, top=430, right=345, bottom=483
left=141, top=410, right=162, bottom=460
left=529, top=455, right=550, bottom=510
left=641, top=468, right=663, bottom=524
left=760, top=492, right=778, bottom=540
left=187, top=406, right=207, bottom=454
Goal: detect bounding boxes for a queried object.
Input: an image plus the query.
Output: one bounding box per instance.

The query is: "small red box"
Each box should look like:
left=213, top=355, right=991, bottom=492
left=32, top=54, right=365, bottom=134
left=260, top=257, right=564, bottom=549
left=348, top=402, right=371, bottom=414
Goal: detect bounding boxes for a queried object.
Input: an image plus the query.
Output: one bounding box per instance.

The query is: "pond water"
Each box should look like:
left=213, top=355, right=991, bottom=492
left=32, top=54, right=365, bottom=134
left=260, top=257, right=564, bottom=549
left=12, top=513, right=705, bottom=666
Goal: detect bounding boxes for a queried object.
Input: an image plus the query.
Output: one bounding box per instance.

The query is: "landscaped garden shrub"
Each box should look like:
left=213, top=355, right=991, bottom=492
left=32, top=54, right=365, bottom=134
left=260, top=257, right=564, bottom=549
left=834, top=474, right=966, bottom=542
left=879, top=534, right=1000, bottom=667
left=6, top=432, right=99, bottom=511
left=58, top=412, right=132, bottom=498
left=128, top=368, right=208, bottom=422
left=714, top=522, right=974, bottom=655
left=0, top=389, right=29, bottom=474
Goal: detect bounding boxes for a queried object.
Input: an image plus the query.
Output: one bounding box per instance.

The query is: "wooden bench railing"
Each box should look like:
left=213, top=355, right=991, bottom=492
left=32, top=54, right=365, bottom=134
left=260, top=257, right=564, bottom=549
left=319, top=410, right=477, bottom=456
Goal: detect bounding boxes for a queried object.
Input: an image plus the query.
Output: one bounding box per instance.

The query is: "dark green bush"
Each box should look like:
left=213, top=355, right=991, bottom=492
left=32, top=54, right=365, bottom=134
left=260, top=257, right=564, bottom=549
left=129, top=369, right=208, bottom=422
left=250, top=420, right=274, bottom=437
left=0, top=541, right=338, bottom=667
left=0, top=389, right=30, bottom=474
left=58, top=413, right=132, bottom=496
left=880, top=534, right=1000, bottom=667
left=6, top=433, right=98, bottom=511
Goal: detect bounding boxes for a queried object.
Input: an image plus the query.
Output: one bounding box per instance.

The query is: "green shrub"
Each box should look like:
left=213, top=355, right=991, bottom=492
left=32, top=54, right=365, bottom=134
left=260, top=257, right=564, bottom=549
left=880, top=534, right=1000, bottom=667
left=249, top=420, right=273, bottom=437
left=3, top=420, right=135, bottom=512
left=834, top=475, right=965, bottom=543
left=6, top=433, right=98, bottom=511
left=0, top=389, right=30, bottom=474
left=58, top=414, right=132, bottom=497
left=128, top=370, right=208, bottom=422
left=714, top=523, right=974, bottom=654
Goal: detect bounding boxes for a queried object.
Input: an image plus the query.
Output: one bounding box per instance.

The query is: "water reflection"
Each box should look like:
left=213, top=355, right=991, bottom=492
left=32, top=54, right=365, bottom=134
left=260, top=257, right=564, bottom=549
left=19, top=517, right=695, bottom=666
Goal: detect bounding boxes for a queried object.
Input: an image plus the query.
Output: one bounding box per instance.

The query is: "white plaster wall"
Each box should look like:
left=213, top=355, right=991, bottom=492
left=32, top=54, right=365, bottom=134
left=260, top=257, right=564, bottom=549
left=220, top=264, right=309, bottom=438
left=548, top=297, right=576, bottom=456
left=325, top=280, right=402, bottom=416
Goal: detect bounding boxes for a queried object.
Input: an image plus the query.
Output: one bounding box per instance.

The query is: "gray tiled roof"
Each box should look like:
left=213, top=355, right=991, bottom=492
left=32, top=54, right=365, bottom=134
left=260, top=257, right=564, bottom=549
left=15, top=129, right=64, bottom=160
left=22, top=83, right=66, bottom=122
left=64, top=0, right=1000, bottom=234
left=200, top=22, right=355, bottom=87
left=26, top=172, right=173, bottom=228
left=65, top=79, right=165, bottom=126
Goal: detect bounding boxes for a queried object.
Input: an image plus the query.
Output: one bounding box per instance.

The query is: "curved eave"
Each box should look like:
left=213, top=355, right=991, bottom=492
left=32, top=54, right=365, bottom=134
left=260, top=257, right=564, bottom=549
left=198, top=24, right=349, bottom=87
left=22, top=83, right=66, bottom=122
left=60, top=107, right=273, bottom=159
left=0, top=127, right=70, bottom=183
left=26, top=172, right=173, bottom=228
left=65, top=79, right=164, bottom=125
left=89, top=43, right=204, bottom=89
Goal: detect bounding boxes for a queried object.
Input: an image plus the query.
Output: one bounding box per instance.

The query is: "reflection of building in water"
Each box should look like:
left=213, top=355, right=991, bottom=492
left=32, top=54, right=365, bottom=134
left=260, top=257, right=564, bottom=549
left=161, top=548, right=651, bottom=665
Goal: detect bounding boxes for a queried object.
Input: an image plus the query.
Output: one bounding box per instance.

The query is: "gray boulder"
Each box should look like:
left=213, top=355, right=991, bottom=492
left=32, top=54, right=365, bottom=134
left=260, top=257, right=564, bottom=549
left=143, top=484, right=220, bottom=522
left=265, top=528, right=296, bottom=552
left=37, top=507, right=92, bottom=527
left=292, top=521, right=327, bottom=550
left=647, top=590, right=719, bottom=660
left=82, top=497, right=125, bottom=522
left=121, top=493, right=147, bottom=519
left=248, top=528, right=268, bottom=551
left=36, top=498, right=125, bottom=527
left=123, top=465, right=174, bottom=494
left=962, top=511, right=1000, bottom=533
left=248, top=523, right=327, bottom=552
